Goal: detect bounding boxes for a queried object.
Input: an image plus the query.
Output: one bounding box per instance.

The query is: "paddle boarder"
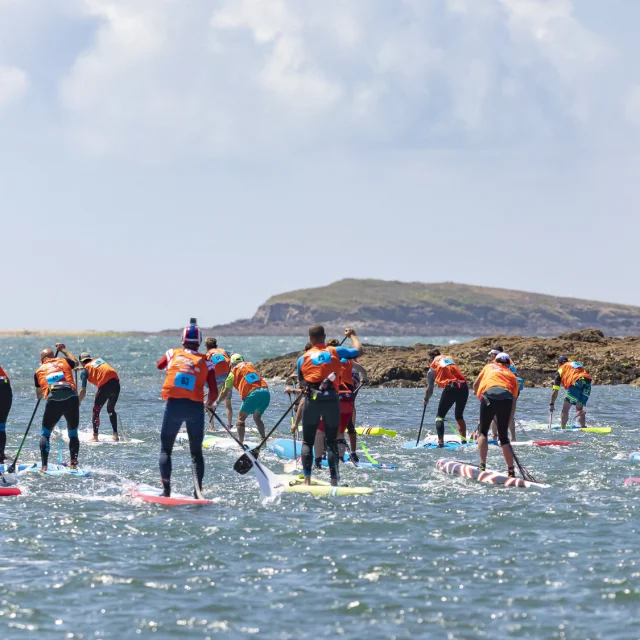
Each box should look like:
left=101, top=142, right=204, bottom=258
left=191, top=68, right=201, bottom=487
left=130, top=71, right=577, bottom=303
left=78, top=352, right=121, bottom=442
left=0, top=362, right=12, bottom=463
left=156, top=321, right=218, bottom=497
left=204, top=338, right=233, bottom=429
left=216, top=354, right=270, bottom=443
left=487, top=348, right=524, bottom=441
left=550, top=356, right=592, bottom=427
left=326, top=339, right=369, bottom=462
left=34, top=344, right=80, bottom=471
left=424, top=349, right=469, bottom=447
left=472, top=352, right=519, bottom=476
left=297, top=325, right=363, bottom=486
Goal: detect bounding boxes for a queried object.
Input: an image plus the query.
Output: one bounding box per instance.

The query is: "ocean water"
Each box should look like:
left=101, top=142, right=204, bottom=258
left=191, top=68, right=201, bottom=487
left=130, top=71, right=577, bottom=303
left=0, top=336, right=639, bottom=639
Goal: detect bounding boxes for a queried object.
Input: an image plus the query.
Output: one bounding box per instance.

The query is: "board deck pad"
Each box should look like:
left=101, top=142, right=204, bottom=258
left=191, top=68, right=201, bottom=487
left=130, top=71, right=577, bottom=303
left=436, top=458, right=549, bottom=489
left=63, top=430, right=143, bottom=444
left=278, top=474, right=373, bottom=496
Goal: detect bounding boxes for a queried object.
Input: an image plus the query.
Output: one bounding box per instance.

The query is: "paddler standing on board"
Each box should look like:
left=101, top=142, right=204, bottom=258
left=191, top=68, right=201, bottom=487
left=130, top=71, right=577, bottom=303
left=550, top=356, right=592, bottom=428
left=156, top=320, right=218, bottom=498
left=34, top=344, right=81, bottom=471
left=0, top=362, right=12, bottom=463
left=472, top=352, right=519, bottom=476
left=487, top=347, right=524, bottom=442
left=216, top=354, right=270, bottom=443
left=424, top=349, right=469, bottom=447
left=78, top=352, right=121, bottom=442
left=326, top=338, right=369, bottom=463
left=297, top=325, right=362, bottom=486
left=204, top=338, right=233, bottom=429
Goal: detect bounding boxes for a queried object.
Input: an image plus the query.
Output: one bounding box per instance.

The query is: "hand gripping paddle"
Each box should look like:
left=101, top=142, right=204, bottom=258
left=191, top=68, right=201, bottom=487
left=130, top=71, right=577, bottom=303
left=233, top=396, right=302, bottom=475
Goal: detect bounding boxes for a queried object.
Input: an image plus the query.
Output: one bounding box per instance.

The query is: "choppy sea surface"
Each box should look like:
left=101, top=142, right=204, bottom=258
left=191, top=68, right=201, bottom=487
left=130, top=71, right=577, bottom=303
left=0, top=336, right=639, bottom=639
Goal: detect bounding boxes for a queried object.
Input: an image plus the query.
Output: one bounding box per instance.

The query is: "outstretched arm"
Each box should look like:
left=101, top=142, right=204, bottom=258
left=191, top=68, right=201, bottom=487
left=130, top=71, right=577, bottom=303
left=424, top=369, right=435, bottom=405
left=344, top=328, right=363, bottom=356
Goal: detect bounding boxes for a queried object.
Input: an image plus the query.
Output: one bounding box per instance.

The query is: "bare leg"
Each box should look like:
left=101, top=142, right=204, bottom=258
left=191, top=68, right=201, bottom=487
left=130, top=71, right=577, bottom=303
left=561, top=400, right=571, bottom=427
left=491, top=418, right=498, bottom=440
left=236, top=411, right=248, bottom=443
left=456, top=418, right=467, bottom=440
left=576, top=403, right=586, bottom=427
left=478, top=434, right=489, bottom=466
left=338, top=429, right=346, bottom=459
left=253, top=411, right=266, bottom=439
left=314, top=429, right=325, bottom=459
left=225, top=398, right=233, bottom=428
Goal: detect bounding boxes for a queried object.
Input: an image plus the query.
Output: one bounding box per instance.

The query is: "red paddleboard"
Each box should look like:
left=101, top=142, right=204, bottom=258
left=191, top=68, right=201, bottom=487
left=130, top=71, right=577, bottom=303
left=0, top=487, right=21, bottom=497
left=130, top=484, right=213, bottom=506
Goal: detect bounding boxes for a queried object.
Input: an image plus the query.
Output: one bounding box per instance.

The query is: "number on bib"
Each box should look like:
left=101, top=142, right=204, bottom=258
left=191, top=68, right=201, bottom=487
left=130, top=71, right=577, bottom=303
left=440, top=358, right=454, bottom=367
left=46, top=371, right=65, bottom=385
left=244, top=372, right=260, bottom=384
left=211, top=354, right=226, bottom=365
left=311, top=352, right=331, bottom=366
left=174, top=373, right=196, bottom=391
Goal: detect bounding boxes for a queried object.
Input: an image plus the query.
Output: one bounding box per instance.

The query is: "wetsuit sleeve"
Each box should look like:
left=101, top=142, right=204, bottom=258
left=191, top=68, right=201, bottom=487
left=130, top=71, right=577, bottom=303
left=157, top=354, right=168, bottom=370
left=335, top=347, right=360, bottom=360
left=427, top=368, right=435, bottom=393
left=296, top=355, right=304, bottom=381
left=80, top=369, right=88, bottom=389
left=34, top=373, right=39, bottom=389
left=207, top=369, right=218, bottom=404
left=553, top=372, right=562, bottom=390
left=64, top=357, right=76, bottom=370
left=224, top=372, right=235, bottom=390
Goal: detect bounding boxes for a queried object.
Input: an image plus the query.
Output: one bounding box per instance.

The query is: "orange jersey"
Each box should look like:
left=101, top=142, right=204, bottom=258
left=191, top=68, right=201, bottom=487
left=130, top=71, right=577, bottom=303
left=161, top=348, right=212, bottom=402
left=0, top=365, right=9, bottom=383
left=475, top=362, right=519, bottom=400
left=83, top=358, right=119, bottom=388
left=206, top=348, right=231, bottom=377
left=430, top=355, right=466, bottom=388
left=35, top=358, right=77, bottom=398
left=232, top=362, right=268, bottom=400
left=558, top=362, right=591, bottom=389
left=299, top=345, right=342, bottom=391
left=340, top=359, right=355, bottom=390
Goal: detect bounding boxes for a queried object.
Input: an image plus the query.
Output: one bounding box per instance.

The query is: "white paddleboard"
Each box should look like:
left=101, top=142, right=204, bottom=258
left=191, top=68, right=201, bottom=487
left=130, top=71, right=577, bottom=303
left=62, top=430, right=143, bottom=444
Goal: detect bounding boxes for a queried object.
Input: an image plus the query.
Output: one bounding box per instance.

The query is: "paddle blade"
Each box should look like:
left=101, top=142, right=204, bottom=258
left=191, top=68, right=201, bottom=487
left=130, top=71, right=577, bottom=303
left=242, top=449, right=285, bottom=502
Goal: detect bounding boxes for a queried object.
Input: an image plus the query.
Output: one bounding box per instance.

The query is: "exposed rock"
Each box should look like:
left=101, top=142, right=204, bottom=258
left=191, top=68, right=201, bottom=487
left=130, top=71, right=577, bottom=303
left=256, top=329, right=640, bottom=388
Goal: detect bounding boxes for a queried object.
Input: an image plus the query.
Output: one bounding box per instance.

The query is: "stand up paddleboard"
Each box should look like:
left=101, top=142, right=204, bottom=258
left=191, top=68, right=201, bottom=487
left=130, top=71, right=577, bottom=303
left=0, top=463, right=38, bottom=474
left=536, top=424, right=611, bottom=434
left=436, top=458, right=549, bottom=488
left=128, top=484, right=213, bottom=506
left=177, top=433, right=260, bottom=450
left=268, top=439, right=398, bottom=470
left=62, top=430, right=143, bottom=444
left=297, top=425, right=397, bottom=437
left=629, top=452, right=640, bottom=462
left=0, top=485, right=21, bottom=496
left=278, top=475, right=373, bottom=496
left=0, top=463, right=90, bottom=477
left=624, top=478, right=640, bottom=486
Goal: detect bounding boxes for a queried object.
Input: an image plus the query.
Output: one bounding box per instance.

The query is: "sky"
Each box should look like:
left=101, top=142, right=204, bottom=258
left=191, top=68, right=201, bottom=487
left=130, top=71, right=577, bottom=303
left=1, top=0, right=640, bottom=331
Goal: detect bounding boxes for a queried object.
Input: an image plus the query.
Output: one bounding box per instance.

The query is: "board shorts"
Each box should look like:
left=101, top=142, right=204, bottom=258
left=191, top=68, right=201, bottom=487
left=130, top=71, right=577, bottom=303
left=240, top=387, right=270, bottom=415
left=216, top=374, right=232, bottom=398
left=566, top=379, right=591, bottom=406
left=338, top=397, right=355, bottom=433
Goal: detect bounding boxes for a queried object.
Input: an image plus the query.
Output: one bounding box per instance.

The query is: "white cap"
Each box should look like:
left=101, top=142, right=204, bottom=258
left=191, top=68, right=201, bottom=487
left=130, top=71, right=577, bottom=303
left=495, top=352, right=511, bottom=364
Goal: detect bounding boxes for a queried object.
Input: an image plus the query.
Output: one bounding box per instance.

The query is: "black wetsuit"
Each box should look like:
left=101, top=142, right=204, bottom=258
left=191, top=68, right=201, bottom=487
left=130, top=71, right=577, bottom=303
left=478, top=387, right=513, bottom=445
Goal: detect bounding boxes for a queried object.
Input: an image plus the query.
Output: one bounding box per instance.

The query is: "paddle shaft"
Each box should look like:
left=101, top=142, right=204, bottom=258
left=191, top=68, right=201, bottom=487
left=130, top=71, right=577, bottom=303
left=288, top=393, right=298, bottom=469
left=250, top=394, right=303, bottom=456
left=7, top=397, right=42, bottom=473
left=415, top=404, right=427, bottom=446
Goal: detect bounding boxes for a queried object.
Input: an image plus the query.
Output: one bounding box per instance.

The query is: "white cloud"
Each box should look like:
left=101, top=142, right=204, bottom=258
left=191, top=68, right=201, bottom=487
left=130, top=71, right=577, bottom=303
left=0, top=64, right=27, bottom=108
left=0, top=0, right=630, bottom=158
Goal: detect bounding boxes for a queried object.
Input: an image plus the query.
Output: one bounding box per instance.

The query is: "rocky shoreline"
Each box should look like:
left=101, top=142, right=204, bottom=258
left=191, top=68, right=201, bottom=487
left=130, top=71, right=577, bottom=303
left=256, top=329, right=640, bottom=388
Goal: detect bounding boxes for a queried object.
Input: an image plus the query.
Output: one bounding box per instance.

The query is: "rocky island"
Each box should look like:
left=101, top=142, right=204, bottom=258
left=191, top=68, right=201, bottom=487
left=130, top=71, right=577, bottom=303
left=205, top=279, right=640, bottom=337
left=256, top=329, right=640, bottom=388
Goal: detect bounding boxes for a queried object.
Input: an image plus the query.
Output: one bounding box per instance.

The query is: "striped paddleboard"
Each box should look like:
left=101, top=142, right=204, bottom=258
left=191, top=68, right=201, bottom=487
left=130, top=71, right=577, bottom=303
left=436, top=458, right=549, bottom=488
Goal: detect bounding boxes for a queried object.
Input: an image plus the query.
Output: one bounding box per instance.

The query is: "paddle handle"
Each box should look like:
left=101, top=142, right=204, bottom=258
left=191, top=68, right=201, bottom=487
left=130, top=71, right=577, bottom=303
left=415, top=404, right=427, bottom=446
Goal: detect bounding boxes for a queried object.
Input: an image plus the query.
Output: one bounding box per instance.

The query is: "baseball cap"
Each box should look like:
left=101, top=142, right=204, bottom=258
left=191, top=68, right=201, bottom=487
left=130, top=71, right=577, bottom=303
left=230, top=353, right=244, bottom=364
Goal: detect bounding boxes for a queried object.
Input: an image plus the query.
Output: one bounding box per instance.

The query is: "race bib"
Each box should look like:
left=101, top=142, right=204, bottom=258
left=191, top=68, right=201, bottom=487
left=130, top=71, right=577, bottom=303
left=571, top=362, right=584, bottom=369
left=311, top=352, right=331, bottom=366
left=90, top=359, right=106, bottom=368
left=174, top=373, right=196, bottom=391
left=439, top=358, right=454, bottom=367
left=46, top=371, right=65, bottom=385
left=211, top=354, right=226, bottom=365
left=244, top=372, right=260, bottom=384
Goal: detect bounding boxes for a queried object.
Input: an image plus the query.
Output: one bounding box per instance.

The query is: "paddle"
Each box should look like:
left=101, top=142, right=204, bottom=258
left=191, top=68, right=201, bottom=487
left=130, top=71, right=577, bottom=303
left=6, top=398, right=42, bottom=474
left=290, top=392, right=298, bottom=471
left=233, top=395, right=302, bottom=475
left=210, top=410, right=284, bottom=500
left=548, top=409, right=554, bottom=429
left=118, top=415, right=128, bottom=443
left=415, top=404, right=427, bottom=446
left=361, top=443, right=378, bottom=465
